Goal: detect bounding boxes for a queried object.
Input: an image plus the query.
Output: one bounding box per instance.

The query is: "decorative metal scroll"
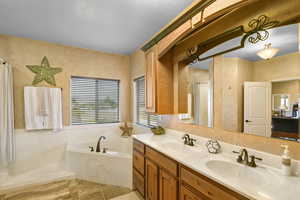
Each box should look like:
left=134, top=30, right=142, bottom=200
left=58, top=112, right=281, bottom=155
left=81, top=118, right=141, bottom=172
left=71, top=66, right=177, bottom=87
left=186, top=15, right=279, bottom=65
left=242, top=15, right=279, bottom=44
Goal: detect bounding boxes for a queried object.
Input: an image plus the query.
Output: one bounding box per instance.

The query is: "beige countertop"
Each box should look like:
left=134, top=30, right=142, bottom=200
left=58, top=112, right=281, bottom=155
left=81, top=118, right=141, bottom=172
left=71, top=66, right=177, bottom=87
left=133, top=129, right=300, bottom=200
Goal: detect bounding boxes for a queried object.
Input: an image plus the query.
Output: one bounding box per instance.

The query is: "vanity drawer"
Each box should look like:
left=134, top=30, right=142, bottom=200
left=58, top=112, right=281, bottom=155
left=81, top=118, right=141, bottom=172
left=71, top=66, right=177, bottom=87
left=133, top=168, right=145, bottom=197
left=181, top=167, right=244, bottom=200
left=133, top=150, right=145, bottom=175
left=133, top=139, right=145, bottom=154
left=145, top=146, right=178, bottom=176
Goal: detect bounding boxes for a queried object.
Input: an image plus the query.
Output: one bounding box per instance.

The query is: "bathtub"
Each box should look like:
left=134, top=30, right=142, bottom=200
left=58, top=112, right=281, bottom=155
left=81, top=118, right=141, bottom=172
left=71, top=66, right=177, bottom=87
left=66, top=137, right=133, bottom=189
left=0, top=124, right=147, bottom=193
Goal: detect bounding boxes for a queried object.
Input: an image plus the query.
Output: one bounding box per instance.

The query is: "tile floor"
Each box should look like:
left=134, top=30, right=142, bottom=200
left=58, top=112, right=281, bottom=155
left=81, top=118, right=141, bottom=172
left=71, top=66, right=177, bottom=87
left=0, top=179, right=133, bottom=200
left=110, top=192, right=143, bottom=200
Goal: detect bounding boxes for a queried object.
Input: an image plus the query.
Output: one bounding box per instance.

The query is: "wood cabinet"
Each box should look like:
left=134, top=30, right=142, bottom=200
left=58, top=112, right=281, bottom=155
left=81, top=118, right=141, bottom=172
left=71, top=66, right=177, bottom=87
left=159, top=170, right=178, bottom=200
left=146, top=159, right=159, bottom=200
left=146, top=146, right=177, bottom=176
left=133, top=139, right=249, bottom=200
left=180, top=185, right=205, bottom=200
left=133, top=150, right=145, bottom=175
left=203, top=0, right=248, bottom=22
left=145, top=46, right=174, bottom=114
left=133, top=169, right=145, bottom=196
left=145, top=47, right=157, bottom=113
left=133, top=140, right=145, bottom=197
left=145, top=146, right=178, bottom=200
left=181, top=166, right=246, bottom=200
left=157, top=20, right=192, bottom=58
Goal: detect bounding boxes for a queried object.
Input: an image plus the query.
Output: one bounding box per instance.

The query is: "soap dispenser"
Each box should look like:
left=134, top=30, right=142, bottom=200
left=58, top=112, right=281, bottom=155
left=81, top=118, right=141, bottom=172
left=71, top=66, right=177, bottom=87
left=281, top=145, right=292, bottom=176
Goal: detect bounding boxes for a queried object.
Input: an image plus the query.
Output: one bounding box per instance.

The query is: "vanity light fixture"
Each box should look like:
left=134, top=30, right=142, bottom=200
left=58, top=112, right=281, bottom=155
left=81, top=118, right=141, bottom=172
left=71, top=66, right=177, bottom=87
left=257, top=43, right=279, bottom=60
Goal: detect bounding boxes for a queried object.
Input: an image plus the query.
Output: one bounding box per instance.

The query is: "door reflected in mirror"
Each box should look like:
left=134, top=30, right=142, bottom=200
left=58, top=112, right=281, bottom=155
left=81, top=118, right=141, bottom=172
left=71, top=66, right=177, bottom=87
left=214, top=23, right=300, bottom=142
left=178, top=58, right=214, bottom=128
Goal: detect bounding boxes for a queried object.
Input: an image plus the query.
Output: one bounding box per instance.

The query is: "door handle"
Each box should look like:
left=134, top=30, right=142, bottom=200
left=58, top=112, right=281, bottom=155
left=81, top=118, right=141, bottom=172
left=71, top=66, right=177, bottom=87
left=245, top=120, right=252, bottom=123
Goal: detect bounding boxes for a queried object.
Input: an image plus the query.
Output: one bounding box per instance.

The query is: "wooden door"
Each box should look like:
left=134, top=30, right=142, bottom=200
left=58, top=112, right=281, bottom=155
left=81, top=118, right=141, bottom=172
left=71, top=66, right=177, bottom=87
left=146, top=159, right=158, bottom=200
left=159, top=170, right=178, bottom=200
left=145, top=47, right=157, bottom=113
left=180, top=185, right=205, bottom=200
left=244, top=82, right=272, bottom=137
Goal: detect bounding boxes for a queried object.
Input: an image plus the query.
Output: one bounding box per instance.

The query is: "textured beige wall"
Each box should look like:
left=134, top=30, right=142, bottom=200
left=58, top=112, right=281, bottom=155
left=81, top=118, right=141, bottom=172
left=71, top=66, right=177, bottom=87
left=130, top=50, right=146, bottom=80
left=253, top=52, right=300, bottom=81
left=272, top=80, right=300, bottom=105
left=215, top=57, right=253, bottom=132
left=189, top=68, right=209, bottom=82
left=220, top=58, right=239, bottom=131
left=237, top=58, right=253, bottom=132
left=298, top=24, right=300, bottom=52
left=129, top=50, right=146, bottom=121
left=0, top=35, right=9, bottom=60
left=0, top=34, right=131, bottom=129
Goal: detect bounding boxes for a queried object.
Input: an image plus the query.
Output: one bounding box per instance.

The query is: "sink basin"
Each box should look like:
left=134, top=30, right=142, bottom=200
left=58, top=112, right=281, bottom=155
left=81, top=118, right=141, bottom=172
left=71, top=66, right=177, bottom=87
left=206, top=160, right=265, bottom=187
left=157, top=141, right=203, bottom=153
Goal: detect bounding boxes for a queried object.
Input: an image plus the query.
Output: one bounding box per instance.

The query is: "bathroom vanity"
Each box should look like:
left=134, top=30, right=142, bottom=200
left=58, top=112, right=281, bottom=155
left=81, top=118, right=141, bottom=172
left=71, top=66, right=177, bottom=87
left=132, top=140, right=246, bottom=200
left=132, top=132, right=300, bottom=200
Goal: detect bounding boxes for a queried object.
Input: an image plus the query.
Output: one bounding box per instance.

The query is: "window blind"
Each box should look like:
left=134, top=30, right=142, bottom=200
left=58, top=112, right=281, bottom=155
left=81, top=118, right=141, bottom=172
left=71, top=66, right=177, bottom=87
left=71, top=76, right=120, bottom=125
left=135, top=77, right=159, bottom=127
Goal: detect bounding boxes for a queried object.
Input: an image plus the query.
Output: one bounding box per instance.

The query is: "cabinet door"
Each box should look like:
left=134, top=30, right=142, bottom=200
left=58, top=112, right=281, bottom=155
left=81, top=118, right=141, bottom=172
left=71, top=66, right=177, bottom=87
left=159, top=170, right=178, bottom=200
left=146, top=159, right=158, bottom=200
left=181, top=186, right=205, bottom=200
left=133, top=169, right=145, bottom=197
left=133, top=150, right=145, bottom=175
left=145, top=47, right=156, bottom=113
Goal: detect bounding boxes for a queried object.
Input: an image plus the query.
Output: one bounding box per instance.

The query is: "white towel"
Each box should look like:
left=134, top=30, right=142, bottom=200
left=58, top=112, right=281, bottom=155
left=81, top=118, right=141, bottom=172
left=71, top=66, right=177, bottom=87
left=24, top=87, right=63, bottom=131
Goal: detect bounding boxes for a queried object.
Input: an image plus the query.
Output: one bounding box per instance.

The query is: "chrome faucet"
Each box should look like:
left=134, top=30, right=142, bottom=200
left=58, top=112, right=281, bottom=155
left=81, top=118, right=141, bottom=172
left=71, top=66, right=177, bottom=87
left=96, top=136, right=106, bottom=152
left=182, top=134, right=196, bottom=146
left=233, top=148, right=262, bottom=167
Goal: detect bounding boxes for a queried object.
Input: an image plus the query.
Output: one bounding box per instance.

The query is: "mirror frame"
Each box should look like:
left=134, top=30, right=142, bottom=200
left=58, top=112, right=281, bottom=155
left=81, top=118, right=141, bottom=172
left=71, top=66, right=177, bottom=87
left=184, top=15, right=279, bottom=65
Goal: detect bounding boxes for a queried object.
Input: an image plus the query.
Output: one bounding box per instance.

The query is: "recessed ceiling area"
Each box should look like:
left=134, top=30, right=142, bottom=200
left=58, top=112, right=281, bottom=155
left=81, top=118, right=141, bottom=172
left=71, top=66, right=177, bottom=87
left=191, top=23, right=299, bottom=70
left=0, top=0, right=194, bottom=55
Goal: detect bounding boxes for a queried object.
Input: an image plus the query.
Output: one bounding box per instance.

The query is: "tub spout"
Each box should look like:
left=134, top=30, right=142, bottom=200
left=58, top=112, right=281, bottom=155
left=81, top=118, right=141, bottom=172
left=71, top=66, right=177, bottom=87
left=96, top=136, right=106, bottom=152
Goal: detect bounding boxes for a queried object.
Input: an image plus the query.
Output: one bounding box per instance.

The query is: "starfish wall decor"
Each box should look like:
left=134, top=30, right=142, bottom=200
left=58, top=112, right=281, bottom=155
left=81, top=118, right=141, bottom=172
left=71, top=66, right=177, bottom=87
left=26, top=56, right=62, bottom=86
left=120, top=122, right=133, bottom=137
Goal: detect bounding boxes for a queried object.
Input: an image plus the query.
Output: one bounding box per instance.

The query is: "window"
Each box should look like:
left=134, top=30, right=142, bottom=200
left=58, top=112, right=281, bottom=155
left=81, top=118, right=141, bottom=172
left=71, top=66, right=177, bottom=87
left=71, top=76, right=120, bottom=125
left=135, top=76, right=159, bottom=127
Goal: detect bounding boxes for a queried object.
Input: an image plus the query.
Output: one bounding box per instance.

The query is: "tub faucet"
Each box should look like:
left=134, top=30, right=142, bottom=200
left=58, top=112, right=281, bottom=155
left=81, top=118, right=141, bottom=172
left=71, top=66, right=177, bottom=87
left=96, top=136, right=106, bottom=152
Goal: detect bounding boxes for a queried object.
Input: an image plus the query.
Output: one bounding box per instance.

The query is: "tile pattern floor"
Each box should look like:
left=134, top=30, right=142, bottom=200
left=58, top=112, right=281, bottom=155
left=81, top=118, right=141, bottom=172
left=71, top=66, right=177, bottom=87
left=110, top=192, right=143, bottom=200
left=0, top=179, right=132, bottom=200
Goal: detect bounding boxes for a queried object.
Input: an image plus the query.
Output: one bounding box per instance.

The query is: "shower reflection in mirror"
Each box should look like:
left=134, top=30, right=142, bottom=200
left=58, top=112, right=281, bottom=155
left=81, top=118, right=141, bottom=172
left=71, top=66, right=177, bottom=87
left=178, top=58, right=214, bottom=128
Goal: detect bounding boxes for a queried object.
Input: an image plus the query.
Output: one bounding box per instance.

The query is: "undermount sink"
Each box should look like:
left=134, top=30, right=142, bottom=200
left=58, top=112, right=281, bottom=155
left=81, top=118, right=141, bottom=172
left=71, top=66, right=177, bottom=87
left=206, top=160, right=265, bottom=187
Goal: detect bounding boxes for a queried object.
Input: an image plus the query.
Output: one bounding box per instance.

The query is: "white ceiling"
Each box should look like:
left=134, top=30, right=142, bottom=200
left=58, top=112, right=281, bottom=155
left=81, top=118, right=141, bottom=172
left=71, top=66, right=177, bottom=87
left=0, top=0, right=194, bottom=55
left=192, top=23, right=299, bottom=69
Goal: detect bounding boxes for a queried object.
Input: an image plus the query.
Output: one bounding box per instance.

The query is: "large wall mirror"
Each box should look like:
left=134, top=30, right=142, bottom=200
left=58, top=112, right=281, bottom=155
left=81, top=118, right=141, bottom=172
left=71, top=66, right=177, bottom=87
left=179, top=21, right=300, bottom=142
left=178, top=58, right=214, bottom=128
